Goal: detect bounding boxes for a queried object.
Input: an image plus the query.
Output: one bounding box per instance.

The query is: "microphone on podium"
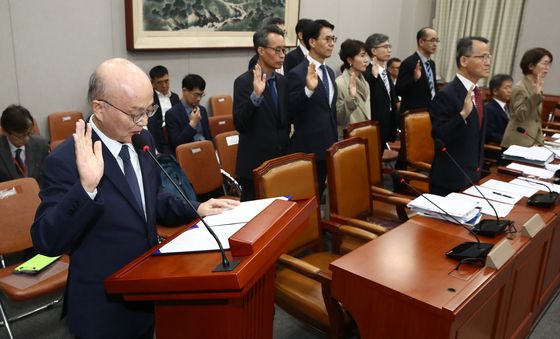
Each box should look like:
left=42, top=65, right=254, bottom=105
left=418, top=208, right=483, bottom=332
left=435, top=139, right=512, bottom=237
left=395, top=174, right=493, bottom=261
left=132, top=134, right=240, bottom=272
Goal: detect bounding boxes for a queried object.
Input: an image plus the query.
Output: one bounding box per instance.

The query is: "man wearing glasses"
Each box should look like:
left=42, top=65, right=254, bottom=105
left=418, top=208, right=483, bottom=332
left=234, top=25, right=290, bottom=201
left=31, top=58, right=238, bottom=339
left=0, top=104, right=48, bottom=186
left=396, top=27, right=440, bottom=114
left=165, top=73, right=212, bottom=155
left=429, top=37, right=491, bottom=195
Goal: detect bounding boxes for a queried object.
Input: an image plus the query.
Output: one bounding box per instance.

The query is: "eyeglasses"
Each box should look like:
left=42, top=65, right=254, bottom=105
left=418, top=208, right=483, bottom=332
left=321, top=36, right=338, bottom=44
left=97, top=99, right=158, bottom=125
left=189, top=91, right=206, bottom=99
left=468, top=54, right=492, bottom=62
left=424, top=37, right=440, bottom=43
left=375, top=44, right=392, bottom=49
left=265, top=46, right=288, bottom=55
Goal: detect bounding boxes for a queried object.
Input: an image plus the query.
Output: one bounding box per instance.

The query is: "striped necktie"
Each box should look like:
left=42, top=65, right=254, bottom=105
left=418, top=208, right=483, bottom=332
left=425, top=60, right=435, bottom=98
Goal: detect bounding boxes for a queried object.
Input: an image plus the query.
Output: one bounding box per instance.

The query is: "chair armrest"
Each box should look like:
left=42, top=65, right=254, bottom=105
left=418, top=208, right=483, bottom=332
left=330, top=213, right=388, bottom=235
left=395, top=170, right=430, bottom=182
left=338, top=225, right=378, bottom=242
left=543, top=127, right=560, bottom=135
left=371, top=192, right=412, bottom=206
left=277, top=254, right=332, bottom=282
left=410, top=161, right=432, bottom=172
left=484, top=143, right=502, bottom=152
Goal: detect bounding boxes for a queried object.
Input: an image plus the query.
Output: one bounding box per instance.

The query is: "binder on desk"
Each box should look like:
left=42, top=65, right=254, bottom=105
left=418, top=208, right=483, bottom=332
left=502, top=145, right=554, bottom=166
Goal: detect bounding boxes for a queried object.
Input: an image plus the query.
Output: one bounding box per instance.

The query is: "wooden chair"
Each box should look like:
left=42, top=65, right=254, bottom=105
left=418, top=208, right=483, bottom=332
left=0, top=178, right=69, bottom=339
left=397, top=109, right=433, bottom=173
left=208, top=115, right=235, bottom=139
left=48, top=111, right=83, bottom=143
left=327, top=137, right=412, bottom=253
left=175, top=140, right=240, bottom=200
left=214, top=131, right=239, bottom=178
left=253, top=153, right=376, bottom=338
left=209, top=95, right=233, bottom=116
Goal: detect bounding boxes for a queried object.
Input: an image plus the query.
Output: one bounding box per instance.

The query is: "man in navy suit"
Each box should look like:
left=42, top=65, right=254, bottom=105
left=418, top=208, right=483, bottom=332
left=287, top=19, right=338, bottom=196
left=430, top=37, right=491, bottom=195
left=147, top=65, right=181, bottom=154
left=31, top=58, right=237, bottom=339
left=248, top=17, right=285, bottom=72
left=165, top=74, right=212, bottom=155
left=396, top=27, right=439, bottom=114
left=485, top=74, right=513, bottom=144
left=284, top=18, right=312, bottom=74
left=234, top=25, right=290, bottom=201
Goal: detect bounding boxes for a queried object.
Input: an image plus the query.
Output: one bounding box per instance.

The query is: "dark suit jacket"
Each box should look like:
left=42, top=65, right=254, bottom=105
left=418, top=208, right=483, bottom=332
left=165, top=102, right=212, bottom=155
left=287, top=59, right=337, bottom=161
left=364, top=64, right=398, bottom=147
left=429, top=77, right=486, bottom=195
left=485, top=99, right=509, bottom=144
left=396, top=52, right=436, bottom=113
left=31, top=129, right=199, bottom=338
left=233, top=70, right=290, bottom=179
left=0, top=134, right=48, bottom=186
left=148, top=91, right=181, bottom=153
left=284, top=46, right=305, bottom=74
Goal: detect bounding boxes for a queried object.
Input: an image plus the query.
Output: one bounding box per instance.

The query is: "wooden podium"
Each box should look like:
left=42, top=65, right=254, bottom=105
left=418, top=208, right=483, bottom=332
left=105, top=198, right=316, bottom=339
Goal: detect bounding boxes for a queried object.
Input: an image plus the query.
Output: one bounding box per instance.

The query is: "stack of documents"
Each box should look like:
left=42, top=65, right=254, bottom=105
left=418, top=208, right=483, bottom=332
left=502, top=145, right=555, bottom=166
left=407, top=194, right=481, bottom=226
left=506, top=162, right=555, bottom=179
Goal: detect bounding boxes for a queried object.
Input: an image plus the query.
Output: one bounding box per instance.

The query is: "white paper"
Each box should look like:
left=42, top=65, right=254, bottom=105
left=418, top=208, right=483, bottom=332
left=407, top=194, right=478, bottom=219
left=447, top=193, right=514, bottom=218
left=202, top=197, right=287, bottom=226
left=509, top=177, right=560, bottom=194
left=157, top=222, right=246, bottom=254
left=481, top=179, right=539, bottom=198
left=551, top=133, right=560, bottom=139
left=503, top=145, right=554, bottom=162
left=463, top=185, right=521, bottom=204
left=506, top=162, right=555, bottom=179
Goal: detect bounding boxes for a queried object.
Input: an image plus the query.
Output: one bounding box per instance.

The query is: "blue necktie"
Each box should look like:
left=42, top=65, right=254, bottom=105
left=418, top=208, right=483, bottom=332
left=267, top=77, right=279, bottom=113
left=319, top=64, right=330, bottom=104
left=425, top=60, right=435, bottom=98
left=119, top=145, right=144, bottom=214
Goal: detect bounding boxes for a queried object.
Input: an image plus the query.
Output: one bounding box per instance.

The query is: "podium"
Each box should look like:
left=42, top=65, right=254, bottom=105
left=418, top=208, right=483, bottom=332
left=105, top=198, right=316, bottom=339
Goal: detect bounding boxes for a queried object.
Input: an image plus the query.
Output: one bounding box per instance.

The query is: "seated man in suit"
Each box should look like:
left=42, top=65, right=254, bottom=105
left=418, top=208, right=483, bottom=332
left=248, top=17, right=285, bottom=73
left=0, top=104, right=48, bottom=186
left=284, top=18, right=313, bottom=74
left=287, top=19, right=338, bottom=197
left=429, top=36, right=491, bottom=195
left=165, top=74, right=212, bottom=155
left=485, top=74, right=513, bottom=144
left=387, top=57, right=401, bottom=86
left=234, top=25, right=290, bottom=201
left=31, top=58, right=238, bottom=339
left=147, top=65, right=180, bottom=154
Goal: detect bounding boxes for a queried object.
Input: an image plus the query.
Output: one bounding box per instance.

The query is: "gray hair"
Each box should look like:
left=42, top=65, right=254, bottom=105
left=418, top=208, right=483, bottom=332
left=365, top=33, right=389, bottom=57
left=252, top=25, right=285, bottom=53
left=87, top=70, right=105, bottom=105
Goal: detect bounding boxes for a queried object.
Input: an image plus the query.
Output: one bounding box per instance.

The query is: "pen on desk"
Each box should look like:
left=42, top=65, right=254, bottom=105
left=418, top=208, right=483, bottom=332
left=492, top=191, right=513, bottom=199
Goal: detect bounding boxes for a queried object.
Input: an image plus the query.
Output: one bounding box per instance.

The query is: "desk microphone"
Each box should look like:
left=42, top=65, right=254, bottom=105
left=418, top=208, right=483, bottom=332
left=517, top=177, right=559, bottom=208
left=395, top=174, right=493, bottom=261
left=132, top=134, right=240, bottom=272
left=516, top=127, right=556, bottom=156
left=435, top=139, right=512, bottom=237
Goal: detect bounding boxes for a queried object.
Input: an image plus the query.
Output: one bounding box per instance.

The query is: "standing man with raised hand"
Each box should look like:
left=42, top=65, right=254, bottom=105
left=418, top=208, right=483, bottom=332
left=31, top=58, right=238, bottom=339
left=364, top=33, right=398, bottom=148
left=148, top=65, right=180, bottom=154
left=284, top=18, right=313, bottom=73
left=396, top=27, right=439, bottom=114
left=287, top=19, right=338, bottom=197
left=429, top=37, right=491, bottom=195
left=233, top=25, right=290, bottom=201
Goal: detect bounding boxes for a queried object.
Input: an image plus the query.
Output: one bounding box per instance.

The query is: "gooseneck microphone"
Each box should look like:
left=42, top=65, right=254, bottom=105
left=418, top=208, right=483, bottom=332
left=436, top=139, right=512, bottom=237
left=132, top=134, right=240, bottom=272
left=516, top=127, right=556, bottom=155
left=517, top=177, right=559, bottom=207
left=395, top=174, right=493, bottom=261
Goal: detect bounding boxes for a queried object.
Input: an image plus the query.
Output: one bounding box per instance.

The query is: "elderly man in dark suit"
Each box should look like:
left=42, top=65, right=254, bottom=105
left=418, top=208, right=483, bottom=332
left=485, top=74, right=513, bottom=144
left=396, top=27, right=439, bottom=114
left=234, top=25, right=290, bottom=201
left=0, top=104, right=48, bottom=186
left=429, top=37, right=491, bottom=195
left=287, top=19, right=338, bottom=196
left=31, top=58, right=237, bottom=339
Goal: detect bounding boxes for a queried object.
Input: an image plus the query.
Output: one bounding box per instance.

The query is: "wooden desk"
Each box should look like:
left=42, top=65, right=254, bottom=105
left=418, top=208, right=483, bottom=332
left=330, top=196, right=560, bottom=338
left=105, top=198, right=316, bottom=339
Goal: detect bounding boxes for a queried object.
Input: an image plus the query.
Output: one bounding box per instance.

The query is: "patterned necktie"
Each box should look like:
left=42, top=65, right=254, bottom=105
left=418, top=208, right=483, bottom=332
left=425, top=60, right=435, bottom=98
left=473, top=87, right=484, bottom=127
left=381, top=69, right=392, bottom=111
left=319, top=64, right=330, bottom=105
left=14, top=148, right=25, bottom=176
left=119, top=145, right=144, bottom=214
left=504, top=105, right=510, bottom=118
left=267, top=77, right=279, bottom=113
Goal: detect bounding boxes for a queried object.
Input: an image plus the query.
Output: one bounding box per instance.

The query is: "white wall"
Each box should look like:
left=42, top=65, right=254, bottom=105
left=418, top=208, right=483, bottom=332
left=0, top=0, right=433, bottom=136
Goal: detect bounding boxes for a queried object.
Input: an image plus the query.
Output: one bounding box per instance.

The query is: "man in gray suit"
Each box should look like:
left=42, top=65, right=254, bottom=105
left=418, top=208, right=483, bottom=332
left=0, top=105, right=48, bottom=186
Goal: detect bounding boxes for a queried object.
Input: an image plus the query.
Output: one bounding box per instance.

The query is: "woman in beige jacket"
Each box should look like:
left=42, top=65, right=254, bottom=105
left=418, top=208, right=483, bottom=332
left=501, top=47, right=553, bottom=148
left=335, top=39, right=371, bottom=139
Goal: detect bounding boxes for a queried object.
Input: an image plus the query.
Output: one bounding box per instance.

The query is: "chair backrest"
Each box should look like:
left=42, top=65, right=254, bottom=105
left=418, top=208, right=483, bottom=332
left=208, top=115, right=235, bottom=139
left=343, top=120, right=383, bottom=187
left=48, top=111, right=83, bottom=142
left=327, top=137, right=372, bottom=220
left=0, top=178, right=40, bottom=254
left=214, top=131, right=239, bottom=178
left=209, top=95, right=233, bottom=116
left=253, top=153, right=321, bottom=253
left=403, top=110, right=433, bottom=166
left=176, top=140, right=223, bottom=195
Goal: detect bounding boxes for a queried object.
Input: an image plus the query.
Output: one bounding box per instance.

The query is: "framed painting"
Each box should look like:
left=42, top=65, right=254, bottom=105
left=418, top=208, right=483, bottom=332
left=125, top=0, right=300, bottom=51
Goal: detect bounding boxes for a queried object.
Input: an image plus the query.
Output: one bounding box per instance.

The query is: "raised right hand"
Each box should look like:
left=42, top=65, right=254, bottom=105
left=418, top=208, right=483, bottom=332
left=306, top=63, right=319, bottom=91
left=252, top=63, right=266, bottom=97
left=73, top=119, right=103, bottom=193
left=370, top=57, right=379, bottom=77
left=460, top=85, right=475, bottom=119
